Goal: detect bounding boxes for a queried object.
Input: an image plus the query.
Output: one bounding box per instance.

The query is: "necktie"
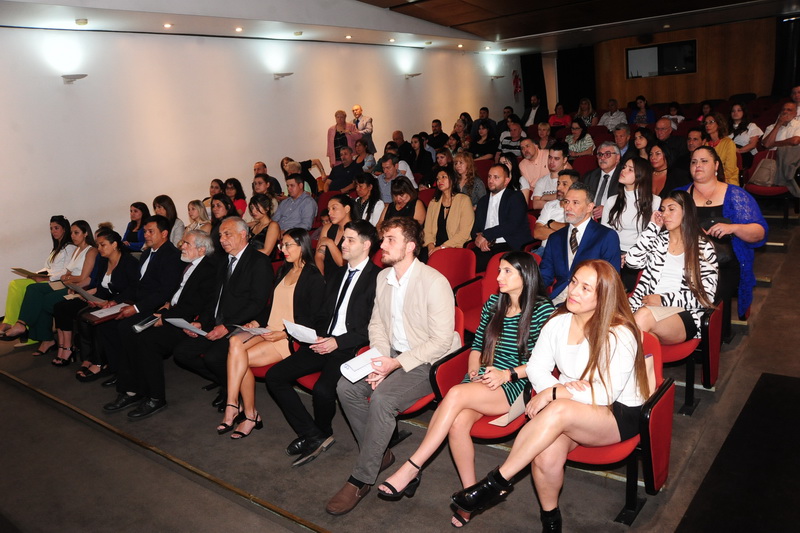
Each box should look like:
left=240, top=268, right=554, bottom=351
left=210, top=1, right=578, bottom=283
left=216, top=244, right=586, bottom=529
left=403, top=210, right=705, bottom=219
left=226, top=256, right=237, bottom=280
left=328, top=269, right=358, bottom=335
left=597, top=173, right=610, bottom=205
left=215, top=256, right=237, bottom=325
left=570, top=228, right=579, bottom=254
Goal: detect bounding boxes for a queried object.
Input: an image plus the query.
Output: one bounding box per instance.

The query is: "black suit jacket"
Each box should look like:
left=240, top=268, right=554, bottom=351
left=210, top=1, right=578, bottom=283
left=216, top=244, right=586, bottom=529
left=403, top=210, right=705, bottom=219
left=312, top=260, right=380, bottom=352
left=665, top=136, right=688, bottom=162
left=91, top=253, right=140, bottom=302
left=268, top=263, right=326, bottom=329
left=122, top=242, right=183, bottom=313
left=472, top=188, right=531, bottom=250
left=200, top=245, right=273, bottom=329
left=161, top=256, right=218, bottom=322
left=583, top=165, right=622, bottom=206
left=522, top=106, right=549, bottom=128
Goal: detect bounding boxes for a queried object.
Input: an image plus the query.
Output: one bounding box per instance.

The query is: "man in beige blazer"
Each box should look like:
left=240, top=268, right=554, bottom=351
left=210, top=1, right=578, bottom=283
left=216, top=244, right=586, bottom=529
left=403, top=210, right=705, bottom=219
left=326, top=217, right=460, bottom=516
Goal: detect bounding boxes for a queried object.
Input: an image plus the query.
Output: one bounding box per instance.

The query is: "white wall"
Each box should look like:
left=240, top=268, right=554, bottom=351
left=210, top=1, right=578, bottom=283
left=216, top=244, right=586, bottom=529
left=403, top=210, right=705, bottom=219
left=0, top=27, right=520, bottom=311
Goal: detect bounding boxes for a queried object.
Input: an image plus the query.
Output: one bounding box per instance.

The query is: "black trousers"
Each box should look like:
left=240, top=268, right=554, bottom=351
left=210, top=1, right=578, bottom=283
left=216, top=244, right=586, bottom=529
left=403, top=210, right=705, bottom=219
left=172, top=335, right=231, bottom=386
left=473, top=243, right=513, bottom=272
left=117, top=324, right=188, bottom=400
left=265, top=345, right=356, bottom=439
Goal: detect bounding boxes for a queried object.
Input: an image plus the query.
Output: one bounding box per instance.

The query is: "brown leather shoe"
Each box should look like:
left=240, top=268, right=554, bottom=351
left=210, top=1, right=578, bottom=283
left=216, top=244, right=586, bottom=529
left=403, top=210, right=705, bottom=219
left=380, top=449, right=395, bottom=473
left=326, top=482, right=371, bottom=515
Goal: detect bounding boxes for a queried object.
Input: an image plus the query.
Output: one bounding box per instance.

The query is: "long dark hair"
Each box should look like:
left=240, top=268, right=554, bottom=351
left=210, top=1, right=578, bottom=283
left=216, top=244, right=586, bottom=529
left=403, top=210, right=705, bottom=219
left=570, top=119, right=589, bottom=141
left=692, top=146, right=726, bottom=183
left=276, top=228, right=316, bottom=281
left=499, top=151, right=524, bottom=192
left=130, top=202, right=150, bottom=231
left=49, top=215, right=71, bottom=257
left=607, top=156, right=655, bottom=232
left=224, top=178, right=246, bottom=201
left=480, top=252, right=549, bottom=366
left=248, top=193, right=274, bottom=219
left=71, top=220, right=96, bottom=247
left=210, top=193, right=238, bottom=225
left=329, top=193, right=359, bottom=224
left=666, top=190, right=715, bottom=308
left=153, top=195, right=178, bottom=229
left=432, top=166, right=459, bottom=201
left=354, top=173, right=382, bottom=222
left=730, top=102, right=753, bottom=138
left=551, top=259, right=649, bottom=404
left=95, top=229, right=126, bottom=255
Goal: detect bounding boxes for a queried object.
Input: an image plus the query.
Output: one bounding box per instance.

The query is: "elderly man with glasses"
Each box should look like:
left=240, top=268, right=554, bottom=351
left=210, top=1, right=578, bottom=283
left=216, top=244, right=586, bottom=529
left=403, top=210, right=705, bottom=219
left=582, top=141, right=622, bottom=219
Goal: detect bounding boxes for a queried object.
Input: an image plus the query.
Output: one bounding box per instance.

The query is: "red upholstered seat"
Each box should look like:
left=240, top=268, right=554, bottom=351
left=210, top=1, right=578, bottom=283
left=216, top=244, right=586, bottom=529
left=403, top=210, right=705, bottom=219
left=428, top=248, right=478, bottom=290
left=572, top=154, right=599, bottom=176
left=418, top=187, right=436, bottom=207
left=454, top=252, right=504, bottom=333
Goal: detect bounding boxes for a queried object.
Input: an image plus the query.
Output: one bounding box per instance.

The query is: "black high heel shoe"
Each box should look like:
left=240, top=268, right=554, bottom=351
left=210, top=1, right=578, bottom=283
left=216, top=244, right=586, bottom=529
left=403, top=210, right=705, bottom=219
left=216, top=404, right=245, bottom=435
left=451, top=467, right=513, bottom=513
left=230, top=412, right=263, bottom=440
left=378, top=459, right=422, bottom=501
left=52, top=347, right=75, bottom=367
left=1, top=327, right=29, bottom=343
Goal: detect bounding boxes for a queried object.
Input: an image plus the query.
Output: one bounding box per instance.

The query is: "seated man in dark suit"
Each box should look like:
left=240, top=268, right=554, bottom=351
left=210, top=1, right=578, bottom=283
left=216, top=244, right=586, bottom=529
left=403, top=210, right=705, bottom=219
left=654, top=117, right=688, bottom=162
left=266, top=220, right=380, bottom=467
left=471, top=163, right=531, bottom=272
left=173, top=217, right=273, bottom=408
left=95, top=215, right=184, bottom=390
left=102, top=230, right=218, bottom=418
left=539, top=182, right=621, bottom=305
left=582, top=141, right=622, bottom=219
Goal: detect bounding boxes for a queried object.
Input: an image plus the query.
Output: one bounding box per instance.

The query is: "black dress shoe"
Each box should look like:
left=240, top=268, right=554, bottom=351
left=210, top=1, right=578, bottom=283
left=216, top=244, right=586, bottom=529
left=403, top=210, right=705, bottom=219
left=128, top=398, right=167, bottom=420
left=101, top=375, right=117, bottom=388
left=286, top=437, right=307, bottom=456
left=451, top=467, right=513, bottom=513
left=212, top=390, right=226, bottom=409
left=292, top=435, right=335, bottom=467
left=103, top=393, right=143, bottom=412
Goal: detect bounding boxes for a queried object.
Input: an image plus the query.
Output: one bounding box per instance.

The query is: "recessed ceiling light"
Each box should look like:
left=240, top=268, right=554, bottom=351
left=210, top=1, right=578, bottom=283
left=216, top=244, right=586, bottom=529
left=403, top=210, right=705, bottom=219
left=163, top=23, right=172, bottom=29
left=389, top=38, right=395, bottom=43
left=294, top=31, right=303, bottom=36
left=501, top=48, right=507, bottom=52
left=457, top=44, right=463, bottom=48
left=345, top=35, right=352, bottom=39
left=75, top=18, right=88, bottom=26
left=235, top=27, right=243, bottom=33
left=663, top=24, right=671, bottom=28
left=484, top=46, right=491, bottom=50
left=425, top=41, right=432, bottom=45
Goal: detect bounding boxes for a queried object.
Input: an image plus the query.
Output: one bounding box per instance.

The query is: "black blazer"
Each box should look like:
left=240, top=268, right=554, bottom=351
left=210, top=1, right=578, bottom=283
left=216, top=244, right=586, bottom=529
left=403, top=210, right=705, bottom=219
left=90, top=253, right=140, bottom=302
left=521, top=106, right=549, bottom=129
left=472, top=188, right=531, bottom=251
left=583, top=165, right=622, bottom=205
left=268, top=263, right=326, bottom=330
left=122, top=242, right=183, bottom=313
left=312, top=260, right=380, bottom=352
left=161, top=256, right=218, bottom=322
left=200, top=245, right=273, bottom=329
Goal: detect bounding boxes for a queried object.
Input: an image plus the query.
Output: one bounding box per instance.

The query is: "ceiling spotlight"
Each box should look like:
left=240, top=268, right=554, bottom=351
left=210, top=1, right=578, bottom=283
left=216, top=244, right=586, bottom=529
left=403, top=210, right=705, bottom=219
left=294, top=31, right=303, bottom=36
left=663, top=24, right=671, bottom=28
left=75, top=18, right=88, bottom=26
left=425, top=41, right=432, bottom=45
left=235, top=27, right=243, bottom=33
left=163, top=23, right=172, bottom=29
left=457, top=44, right=463, bottom=48
left=62, top=74, right=88, bottom=85
left=273, top=72, right=294, bottom=80
left=345, top=35, right=352, bottom=39
left=389, top=38, right=396, bottom=43
left=501, top=48, right=508, bottom=52
left=405, top=73, right=422, bottom=80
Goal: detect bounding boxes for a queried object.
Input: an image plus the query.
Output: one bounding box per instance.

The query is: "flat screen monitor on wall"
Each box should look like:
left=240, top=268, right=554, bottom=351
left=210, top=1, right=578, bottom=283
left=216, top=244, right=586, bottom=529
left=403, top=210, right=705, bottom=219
left=626, top=40, right=697, bottom=78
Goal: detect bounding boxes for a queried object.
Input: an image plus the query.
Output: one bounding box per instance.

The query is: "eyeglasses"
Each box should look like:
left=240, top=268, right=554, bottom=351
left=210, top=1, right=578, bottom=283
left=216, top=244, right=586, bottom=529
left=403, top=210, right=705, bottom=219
left=704, top=120, right=716, bottom=124
left=277, top=241, right=298, bottom=251
left=597, top=152, right=616, bottom=159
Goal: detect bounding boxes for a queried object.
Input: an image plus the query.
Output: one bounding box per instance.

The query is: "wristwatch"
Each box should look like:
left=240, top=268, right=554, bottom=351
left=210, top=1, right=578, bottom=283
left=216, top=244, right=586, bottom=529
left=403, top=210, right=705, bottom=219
left=509, top=368, right=519, bottom=383
left=546, top=219, right=554, bottom=229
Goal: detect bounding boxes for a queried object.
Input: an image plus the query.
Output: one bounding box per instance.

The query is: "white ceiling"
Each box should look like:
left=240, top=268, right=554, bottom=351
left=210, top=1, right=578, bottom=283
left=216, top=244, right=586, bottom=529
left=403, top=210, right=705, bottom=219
left=0, top=0, right=797, bottom=55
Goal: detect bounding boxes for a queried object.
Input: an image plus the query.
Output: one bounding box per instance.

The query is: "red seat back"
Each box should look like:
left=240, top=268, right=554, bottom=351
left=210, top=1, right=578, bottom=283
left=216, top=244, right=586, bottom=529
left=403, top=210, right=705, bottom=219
left=418, top=187, right=436, bottom=207
left=427, top=248, right=477, bottom=289
left=572, top=154, right=599, bottom=177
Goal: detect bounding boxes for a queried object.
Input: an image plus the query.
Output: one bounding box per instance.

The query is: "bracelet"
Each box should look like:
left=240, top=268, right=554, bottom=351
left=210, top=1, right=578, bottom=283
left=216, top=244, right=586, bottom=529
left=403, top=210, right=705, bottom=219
left=552, top=387, right=557, bottom=401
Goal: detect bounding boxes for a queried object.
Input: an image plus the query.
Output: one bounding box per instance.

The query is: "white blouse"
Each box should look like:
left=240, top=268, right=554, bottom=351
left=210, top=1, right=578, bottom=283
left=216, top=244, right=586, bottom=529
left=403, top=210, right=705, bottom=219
left=601, top=190, right=661, bottom=252
left=45, top=244, right=77, bottom=281
left=526, top=313, right=646, bottom=408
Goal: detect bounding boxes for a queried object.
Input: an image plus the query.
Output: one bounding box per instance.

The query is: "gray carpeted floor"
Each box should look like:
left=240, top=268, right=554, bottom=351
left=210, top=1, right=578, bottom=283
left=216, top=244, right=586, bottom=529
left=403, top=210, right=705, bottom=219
left=1, top=216, right=797, bottom=533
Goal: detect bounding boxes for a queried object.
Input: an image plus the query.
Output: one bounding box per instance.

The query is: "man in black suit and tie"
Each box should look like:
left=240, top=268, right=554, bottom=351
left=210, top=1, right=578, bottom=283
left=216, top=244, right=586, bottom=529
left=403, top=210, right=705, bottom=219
left=96, top=215, right=183, bottom=390
left=102, top=230, right=218, bottom=418
left=582, top=141, right=622, bottom=220
left=471, top=163, right=531, bottom=272
left=267, top=220, right=380, bottom=467
left=173, top=217, right=273, bottom=408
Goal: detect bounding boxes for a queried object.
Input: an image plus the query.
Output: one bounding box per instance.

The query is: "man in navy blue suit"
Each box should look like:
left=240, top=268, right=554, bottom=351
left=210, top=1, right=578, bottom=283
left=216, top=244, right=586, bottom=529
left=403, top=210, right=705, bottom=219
left=471, top=163, right=531, bottom=272
left=539, top=182, right=621, bottom=304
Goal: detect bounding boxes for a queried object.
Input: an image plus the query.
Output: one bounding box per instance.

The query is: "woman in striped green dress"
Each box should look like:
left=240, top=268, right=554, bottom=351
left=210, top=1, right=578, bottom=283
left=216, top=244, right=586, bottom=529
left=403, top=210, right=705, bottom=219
left=377, top=252, right=554, bottom=527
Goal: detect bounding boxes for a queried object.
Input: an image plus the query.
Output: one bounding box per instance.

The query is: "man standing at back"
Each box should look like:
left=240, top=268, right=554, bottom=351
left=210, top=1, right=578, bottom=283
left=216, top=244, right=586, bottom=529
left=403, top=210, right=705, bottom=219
left=352, top=105, right=376, bottom=154
left=326, top=218, right=460, bottom=516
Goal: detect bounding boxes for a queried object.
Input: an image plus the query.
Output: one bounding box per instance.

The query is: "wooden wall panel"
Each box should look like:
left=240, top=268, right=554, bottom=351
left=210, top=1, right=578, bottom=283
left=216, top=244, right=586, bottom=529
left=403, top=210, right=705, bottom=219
left=594, top=18, right=775, bottom=107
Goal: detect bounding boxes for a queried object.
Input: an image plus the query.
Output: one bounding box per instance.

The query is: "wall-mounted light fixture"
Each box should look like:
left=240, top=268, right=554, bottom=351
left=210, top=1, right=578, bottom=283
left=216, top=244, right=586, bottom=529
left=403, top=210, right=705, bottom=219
left=273, top=72, right=294, bottom=80
left=489, top=75, right=505, bottom=80
left=405, top=73, right=422, bottom=80
left=62, top=74, right=87, bottom=84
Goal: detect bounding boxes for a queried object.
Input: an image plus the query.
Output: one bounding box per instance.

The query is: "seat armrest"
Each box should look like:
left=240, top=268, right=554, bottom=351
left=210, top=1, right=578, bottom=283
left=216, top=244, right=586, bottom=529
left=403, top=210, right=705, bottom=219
left=430, top=345, right=471, bottom=401
left=639, top=377, right=676, bottom=495
left=454, top=277, right=483, bottom=310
